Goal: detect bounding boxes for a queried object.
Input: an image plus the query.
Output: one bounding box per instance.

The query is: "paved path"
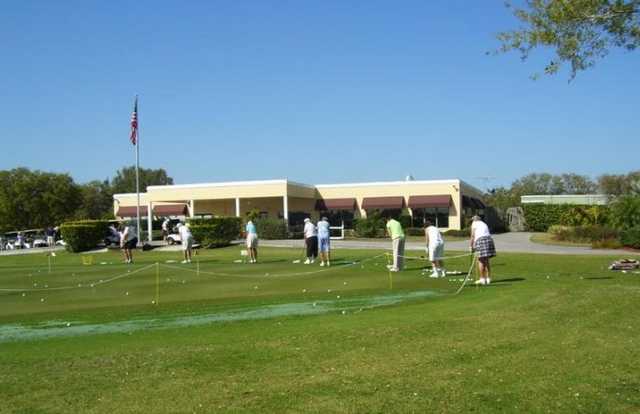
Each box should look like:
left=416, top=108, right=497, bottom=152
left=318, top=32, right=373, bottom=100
left=260, top=232, right=636, bottom=256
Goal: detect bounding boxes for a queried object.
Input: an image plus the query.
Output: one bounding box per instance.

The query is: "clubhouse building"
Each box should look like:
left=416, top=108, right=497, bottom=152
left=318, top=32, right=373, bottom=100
left=113, top=178, right=485, bottom=241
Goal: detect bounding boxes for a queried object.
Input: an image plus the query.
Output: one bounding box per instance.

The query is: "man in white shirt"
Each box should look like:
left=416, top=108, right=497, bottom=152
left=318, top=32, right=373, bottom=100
left=177, top=223, right=194, bottom=263
left=424, top=220, right=445, bottom=278
left=120, top=222, right=138, bottom=264
left=317, top=217, right=331, bottom=267
left=470, top=215, right=496, bottom=285
left=303, top=218, right=318, bottom=264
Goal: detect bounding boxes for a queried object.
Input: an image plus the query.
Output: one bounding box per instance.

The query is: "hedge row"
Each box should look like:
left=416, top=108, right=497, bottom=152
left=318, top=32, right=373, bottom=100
left=188, top=217, right=241, bottom=248
left=523, top=204, right=610, bottom=232
left=255, top=218, right=287, bottom=239
left=60, top=220, right=111, bottom=252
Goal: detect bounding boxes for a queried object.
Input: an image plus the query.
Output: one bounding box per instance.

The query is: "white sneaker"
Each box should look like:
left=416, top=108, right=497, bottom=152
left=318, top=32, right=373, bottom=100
left=474, top=278, right=486, bottom=285
left=320, top=262, right=325, bottom=267
left=187, top=259, right=192, bottom=264
left=386, top=264, right=394, bottom=270
left=326, top=261, right=330, bottom=267
left=311, top=259, right=315, bottom=264
left=485, top=278, right=491, bottom=285
left=429, top=271, right=440, bottom=278
left=304, top=259, right=311, bottom=265
left=389, top=268, right=400, bottom=272
left=439, top=269, right=446, bottom=277
left=181, top=260, right=188, bottom=264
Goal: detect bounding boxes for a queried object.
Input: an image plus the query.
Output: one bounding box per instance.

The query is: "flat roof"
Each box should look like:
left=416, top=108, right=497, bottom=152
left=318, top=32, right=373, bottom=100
left=115, top=178, right=483, bottom=197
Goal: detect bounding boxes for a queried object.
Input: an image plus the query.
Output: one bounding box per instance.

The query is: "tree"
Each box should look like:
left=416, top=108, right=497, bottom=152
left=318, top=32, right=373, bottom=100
left=75, top=180, right=114, bottom=220
left=111, top=166, right=174, bottom=194
left=597, top=170, right=640, bottom=195
left=497, top=0, right=640, bottom=79
left=0, top=168, right=81, bottom=231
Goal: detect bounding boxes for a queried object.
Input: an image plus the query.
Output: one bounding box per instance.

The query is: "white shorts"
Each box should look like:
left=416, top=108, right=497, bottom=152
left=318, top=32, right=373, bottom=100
left=246, top=233, right=258, bottom=249
left=428, top=242, right=444, bottom=261
left=182, top=237, right=193, bottom=251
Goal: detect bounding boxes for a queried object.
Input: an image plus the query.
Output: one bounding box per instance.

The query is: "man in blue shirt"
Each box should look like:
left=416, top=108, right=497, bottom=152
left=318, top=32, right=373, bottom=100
left=245, top=220, right=258, bottom=263
left=317, top=217, right=331, bottom=267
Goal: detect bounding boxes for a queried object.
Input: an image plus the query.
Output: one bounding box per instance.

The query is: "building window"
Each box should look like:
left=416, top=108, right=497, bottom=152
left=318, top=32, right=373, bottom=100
left=367, top=209, right=402, bottom=220
left=318, top=210, right=355, bottom=228
left=412, top=207, right=449, bottom=228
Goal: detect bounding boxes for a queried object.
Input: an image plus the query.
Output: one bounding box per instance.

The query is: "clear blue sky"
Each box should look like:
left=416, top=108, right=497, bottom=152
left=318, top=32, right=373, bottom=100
left=1, top=1, right=637, bottom=190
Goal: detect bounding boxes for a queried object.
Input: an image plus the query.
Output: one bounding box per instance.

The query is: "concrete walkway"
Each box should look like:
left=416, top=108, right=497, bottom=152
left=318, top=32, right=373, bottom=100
left=260, top=232, right=636, bottom=256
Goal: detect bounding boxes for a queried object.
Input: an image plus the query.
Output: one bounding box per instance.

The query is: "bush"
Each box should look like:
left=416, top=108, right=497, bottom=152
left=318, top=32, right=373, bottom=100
left=444, top=228, right=471, bottom=238
left=548, top=224, right=619, bottom=247
left=609, top=196, right=640, bottom=230
left=188, top=217, right=241, bottom=248
left=523, top=204, right=573, bottom=232
left=398, top=215, right=412, bottom=229
left=354, top=212, right=386, bottom=238
left=60, top=220, right=111, bottom=252
left=253, top=218, right=287, bottom=240
left=620, top=227, right=640, bottom=249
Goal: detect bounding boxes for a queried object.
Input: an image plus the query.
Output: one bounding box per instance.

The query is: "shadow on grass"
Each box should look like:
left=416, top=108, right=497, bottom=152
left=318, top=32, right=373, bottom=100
left=493, top=278, right=525, bottom=283
left=584, top=276, right=613, bottom=280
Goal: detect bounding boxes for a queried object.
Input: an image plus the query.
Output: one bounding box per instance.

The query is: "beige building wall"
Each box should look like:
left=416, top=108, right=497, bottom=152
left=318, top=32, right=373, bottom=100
left=114, top=179, right=484, bottom=230
left=316, top=180, right=463, bottom=229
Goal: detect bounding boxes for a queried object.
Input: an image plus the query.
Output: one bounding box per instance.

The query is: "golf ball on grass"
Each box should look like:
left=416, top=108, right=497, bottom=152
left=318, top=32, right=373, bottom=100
left=40, top=298, right=45, bottom=302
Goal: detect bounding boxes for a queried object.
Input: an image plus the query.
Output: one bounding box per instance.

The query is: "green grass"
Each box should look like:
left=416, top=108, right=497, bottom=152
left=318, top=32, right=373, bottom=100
left=1, top=247, right=639, bottom=413
left=530, top=232, right=592, bottom=247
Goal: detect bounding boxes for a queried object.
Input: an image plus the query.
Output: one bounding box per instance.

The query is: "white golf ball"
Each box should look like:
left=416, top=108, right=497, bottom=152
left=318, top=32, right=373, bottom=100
left=40, top=298, right=45, bottom=302
left=254, top=286, right=258, bottom=290
left=327, top=289, right=332, bottom=293
left=343, top=282, right=347, bottom=285
left=151, top=300, right=156, bottom=304
left=125, top=292, right=129, bottom=296
left=66, top=322, right=71, bottom=327
left=336, top=295, right=340, bottom=299
left=21, top=293, right=26, bottom=297
left=302, top=289, right=307, bottom=293
left=312, top=302, right=317, bottom=307
left=341, top=310, right=346, bottom=315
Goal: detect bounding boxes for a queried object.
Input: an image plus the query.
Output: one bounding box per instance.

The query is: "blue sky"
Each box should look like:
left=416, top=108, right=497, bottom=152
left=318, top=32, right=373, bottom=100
left=1, top=1, right=637, bottom=190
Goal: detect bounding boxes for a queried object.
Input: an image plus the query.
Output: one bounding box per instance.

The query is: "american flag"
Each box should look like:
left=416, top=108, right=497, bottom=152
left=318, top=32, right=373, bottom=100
left=130, top=96, right=138, bottom=145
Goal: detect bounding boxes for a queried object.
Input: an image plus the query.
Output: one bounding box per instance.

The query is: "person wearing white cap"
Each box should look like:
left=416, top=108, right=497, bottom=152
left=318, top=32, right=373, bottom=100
left=424, top=219, right=445, bottom=278
left=303, top=218, right=318, bottom=264
left=317, top=216, right=331, bottom=267
left=178, top=222, right=194, bottom=263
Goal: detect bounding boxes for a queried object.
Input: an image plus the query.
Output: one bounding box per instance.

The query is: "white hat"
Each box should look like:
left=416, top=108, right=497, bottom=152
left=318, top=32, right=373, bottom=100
left=304, top=218, right=310, bottom=223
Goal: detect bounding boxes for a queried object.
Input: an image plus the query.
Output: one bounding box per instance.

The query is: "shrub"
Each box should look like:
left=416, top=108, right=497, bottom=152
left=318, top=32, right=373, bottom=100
left=60, top=220, right=110, bottom=252
left=255, top=218, right=287, bottom=240
left=609, top=196, right=640, bottom=230
left=620, top=227, right=640, bottom=249
left=548, top=224, right=619, bottom=247
left=188, top=217, right=241, bottom=248
left=559, top=205, right=609, bottom=226
left=523, top=204, right=613, bottom=232
left=354, top=212, right=386, bottom=238
left=398, top=215, right=412, bottom=229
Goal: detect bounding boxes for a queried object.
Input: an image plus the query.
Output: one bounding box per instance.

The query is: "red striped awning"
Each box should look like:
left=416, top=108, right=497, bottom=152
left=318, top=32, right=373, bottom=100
left=408, top=195, right=451, bottom=209
left=361, top=196, right=405, bottom=210
left=116, top=206, right=149, bottom=217
left=153, top=204, right=188, bottom=216
left=315, top=198, right=357, bottom=211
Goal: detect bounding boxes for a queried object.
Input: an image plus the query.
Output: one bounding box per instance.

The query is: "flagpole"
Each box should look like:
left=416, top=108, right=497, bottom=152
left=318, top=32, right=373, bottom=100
left=134, top=95, right=142, bottom=246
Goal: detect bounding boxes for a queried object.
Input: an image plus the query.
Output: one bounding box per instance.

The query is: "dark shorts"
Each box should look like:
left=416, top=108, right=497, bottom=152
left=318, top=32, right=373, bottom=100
left=474, top=236, right=496, bottom=259
left=123, top=238, right=138, bottom=250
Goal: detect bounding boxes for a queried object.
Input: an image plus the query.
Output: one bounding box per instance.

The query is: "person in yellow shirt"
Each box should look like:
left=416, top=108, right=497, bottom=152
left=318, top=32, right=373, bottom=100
left=385, top=217, right=405, bottom=272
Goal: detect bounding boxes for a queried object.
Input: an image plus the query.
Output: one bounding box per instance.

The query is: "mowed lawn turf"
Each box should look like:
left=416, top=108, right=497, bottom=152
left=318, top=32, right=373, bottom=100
left=0, top=246, right=639, bottom=413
